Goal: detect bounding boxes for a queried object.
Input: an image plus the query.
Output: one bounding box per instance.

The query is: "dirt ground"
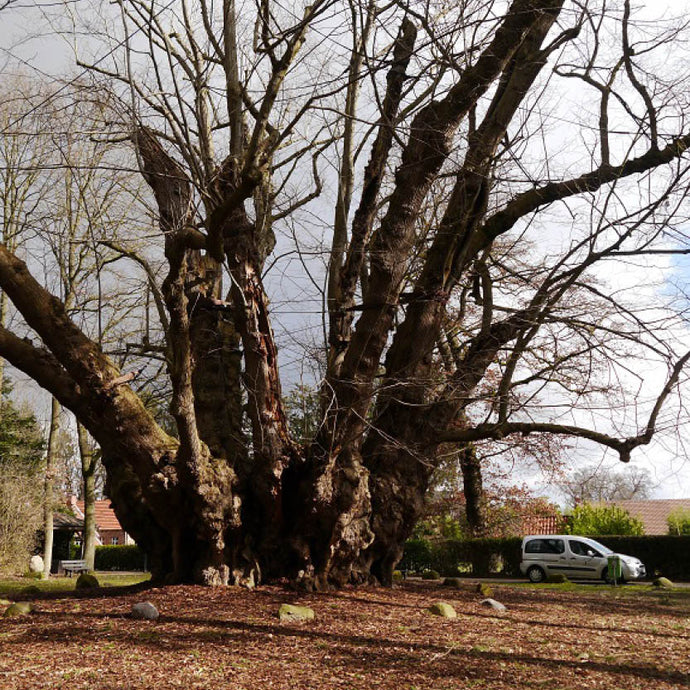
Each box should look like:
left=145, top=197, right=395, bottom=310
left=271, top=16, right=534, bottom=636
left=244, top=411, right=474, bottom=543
left=0, top=580, right=688, bottom=689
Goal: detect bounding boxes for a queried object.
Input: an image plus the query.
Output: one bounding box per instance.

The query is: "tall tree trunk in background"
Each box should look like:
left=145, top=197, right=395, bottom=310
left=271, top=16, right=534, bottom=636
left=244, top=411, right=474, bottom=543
left=459, top=445, right=487, bottom=537
left=77, top=422, right=97, bottom=570
left=41, top=397, right=60, bottom=579
left=0, top=290, right=7, bottom=399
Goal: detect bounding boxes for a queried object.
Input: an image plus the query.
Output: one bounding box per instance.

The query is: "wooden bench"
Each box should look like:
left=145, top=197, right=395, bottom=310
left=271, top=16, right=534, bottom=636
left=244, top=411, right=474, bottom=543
left=58, top=560, right=88, bottom=576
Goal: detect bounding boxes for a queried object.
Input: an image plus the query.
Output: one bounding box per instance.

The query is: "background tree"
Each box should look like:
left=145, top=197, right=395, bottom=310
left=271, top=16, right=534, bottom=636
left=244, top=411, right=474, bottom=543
left=0, top=77, right=158, bottom=572
left=284, top=385, right=321, bottom=447
left=40, top=93, right=145, bottom=571
left=566, top=503, right=645, bottom=536
left=414, top=481, right=562, bottom=540
left=1, top=0, right=690, bottom=588
left=559, top=464, right=653, bottom=506
left=0, top=383, right=44, bottom=572
left=667, top=507, right=690, bottom=536
left=0, top=79, right=63, bottom=578
left=41, top=397, right=60, bottom=578
left=0, top=78, right=51, bottom=396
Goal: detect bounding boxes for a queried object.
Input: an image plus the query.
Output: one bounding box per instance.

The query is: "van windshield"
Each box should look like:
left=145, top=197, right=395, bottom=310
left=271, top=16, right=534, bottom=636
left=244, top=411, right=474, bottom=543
left=585, top=539, right=613, bottom=555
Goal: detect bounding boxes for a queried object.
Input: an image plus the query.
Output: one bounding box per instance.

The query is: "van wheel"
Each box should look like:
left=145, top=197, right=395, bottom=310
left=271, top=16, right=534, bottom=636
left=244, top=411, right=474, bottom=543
left=527, top=566, right=546, bottom=583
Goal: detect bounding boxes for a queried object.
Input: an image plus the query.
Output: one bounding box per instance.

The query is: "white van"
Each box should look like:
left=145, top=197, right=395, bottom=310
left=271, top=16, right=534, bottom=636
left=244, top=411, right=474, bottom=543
left=520, top=535, right=646, bottom=583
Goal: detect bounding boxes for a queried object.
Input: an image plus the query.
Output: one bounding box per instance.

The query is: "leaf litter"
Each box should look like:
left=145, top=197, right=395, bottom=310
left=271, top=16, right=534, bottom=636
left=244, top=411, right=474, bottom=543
left=0, top=581, right=688, bottom=689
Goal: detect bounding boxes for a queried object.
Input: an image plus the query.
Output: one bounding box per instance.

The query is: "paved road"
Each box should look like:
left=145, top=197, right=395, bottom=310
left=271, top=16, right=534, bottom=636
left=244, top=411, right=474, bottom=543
left=406, top=576, right=690, bottom=587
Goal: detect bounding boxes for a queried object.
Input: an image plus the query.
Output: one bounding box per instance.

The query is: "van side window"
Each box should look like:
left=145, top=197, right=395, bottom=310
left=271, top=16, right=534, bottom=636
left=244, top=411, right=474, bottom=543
left=525, top=538, right=564, bottom=554
left=570, top=540, right=601, bottom=557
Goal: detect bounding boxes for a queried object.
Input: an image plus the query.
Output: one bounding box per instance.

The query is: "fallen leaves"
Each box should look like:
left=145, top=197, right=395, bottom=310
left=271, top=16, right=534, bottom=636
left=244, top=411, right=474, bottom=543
left=0, top=582, right=687, bottom=689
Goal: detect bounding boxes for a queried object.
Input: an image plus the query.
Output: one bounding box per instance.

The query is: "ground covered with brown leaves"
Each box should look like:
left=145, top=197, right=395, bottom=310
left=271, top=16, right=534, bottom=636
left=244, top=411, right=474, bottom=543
left=1, top=580, right=688, bottom=689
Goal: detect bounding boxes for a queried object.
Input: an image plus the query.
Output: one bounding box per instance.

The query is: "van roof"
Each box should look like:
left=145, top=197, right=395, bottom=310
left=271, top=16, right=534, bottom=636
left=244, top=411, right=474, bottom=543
left=521, top=535, right=604, bottom=542
left=521, top=535, right=613, bottom=551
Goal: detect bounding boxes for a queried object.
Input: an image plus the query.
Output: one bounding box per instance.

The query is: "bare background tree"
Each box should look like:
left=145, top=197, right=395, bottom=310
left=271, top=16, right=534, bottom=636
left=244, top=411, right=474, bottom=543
left=560, top=464, right=653, bottom=506
left=1, top=0, right=690, bottom=588
left=0, top=78, right=155, bottom=573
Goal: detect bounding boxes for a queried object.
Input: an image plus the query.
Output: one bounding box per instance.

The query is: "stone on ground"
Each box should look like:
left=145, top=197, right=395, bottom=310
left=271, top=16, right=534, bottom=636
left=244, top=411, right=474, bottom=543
left=443, top=577, right=464, bottom=588
left=480, top=598, right=507, bottom=612
left=477, top=582, right=494, bottom=597
left=29, top=555, right=44, bottom=573
left=428, top=602, right=457, bottom=618
left=76, top=573, right=100, bottom=590
left=653, top=577, right=674, bottom=589
left=3, top=602, right=32, bottom=618
left=131, top=602, right=160, bottom=620
left=278, top=604, right=315, bottom=622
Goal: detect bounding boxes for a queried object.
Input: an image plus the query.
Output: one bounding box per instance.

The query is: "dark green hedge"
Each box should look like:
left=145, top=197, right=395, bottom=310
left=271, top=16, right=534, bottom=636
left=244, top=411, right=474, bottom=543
left=94, top=545, right=147, bottom=571
left=592, top=536, right=690, bottom=580
left=399, top=538, right=522, bottom=577
left=399, top=535, right=690, bottom=579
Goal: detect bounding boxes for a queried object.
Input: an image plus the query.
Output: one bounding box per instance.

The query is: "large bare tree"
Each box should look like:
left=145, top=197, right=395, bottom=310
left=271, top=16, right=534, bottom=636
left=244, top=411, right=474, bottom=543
left=2, top=0, right=690, bottom=588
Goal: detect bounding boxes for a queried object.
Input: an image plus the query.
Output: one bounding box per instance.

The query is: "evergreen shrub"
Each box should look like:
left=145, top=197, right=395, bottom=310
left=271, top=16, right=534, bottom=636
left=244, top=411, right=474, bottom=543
left=94, top=545, right=146, bottom=571
left=594, top=536, right=690, bottom=580
left=399, top=537, right=521, bottom=577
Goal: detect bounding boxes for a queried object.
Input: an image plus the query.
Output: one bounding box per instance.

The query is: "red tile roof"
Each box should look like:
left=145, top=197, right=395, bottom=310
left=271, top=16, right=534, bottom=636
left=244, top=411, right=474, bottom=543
left=611, top=498, right=690, bottom=535
left=521, top=515, right=564, bottom=535
left=74, top=499, right=123, bottom=532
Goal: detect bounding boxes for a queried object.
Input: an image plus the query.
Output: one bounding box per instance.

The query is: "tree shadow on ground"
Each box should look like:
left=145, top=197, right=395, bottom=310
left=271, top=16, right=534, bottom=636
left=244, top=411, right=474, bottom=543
left=4, top=607, right=687, bottom=688
left=3, top=580, right=154, bottom=602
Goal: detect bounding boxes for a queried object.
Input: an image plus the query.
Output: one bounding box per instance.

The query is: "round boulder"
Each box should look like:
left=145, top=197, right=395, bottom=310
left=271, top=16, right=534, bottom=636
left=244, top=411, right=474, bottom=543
left=428, top=602, right=457, bottom=618
left=75, top=573, right=100, bottom=590
left=29, top=555, right=44, bottom=573
left=477, top=583, right=494, bottom=597
left=131, top=602, right=160, bottom=620
left=278, top=604, right=315, bottom=622
left=480, top=598, right=507, bottom=612
left=3, top=602, right=32, bottom=618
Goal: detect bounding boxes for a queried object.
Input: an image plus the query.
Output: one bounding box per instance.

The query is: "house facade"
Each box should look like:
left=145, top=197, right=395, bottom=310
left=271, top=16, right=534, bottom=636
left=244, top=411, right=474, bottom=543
left=68, top=496, right=134, bottom=545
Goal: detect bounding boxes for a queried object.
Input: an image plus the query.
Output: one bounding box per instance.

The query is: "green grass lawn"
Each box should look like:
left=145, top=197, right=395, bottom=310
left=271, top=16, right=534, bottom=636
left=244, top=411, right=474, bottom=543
left=515, top=579, right=690, bottom=606
left=0, top=571, right=150, bottom=598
